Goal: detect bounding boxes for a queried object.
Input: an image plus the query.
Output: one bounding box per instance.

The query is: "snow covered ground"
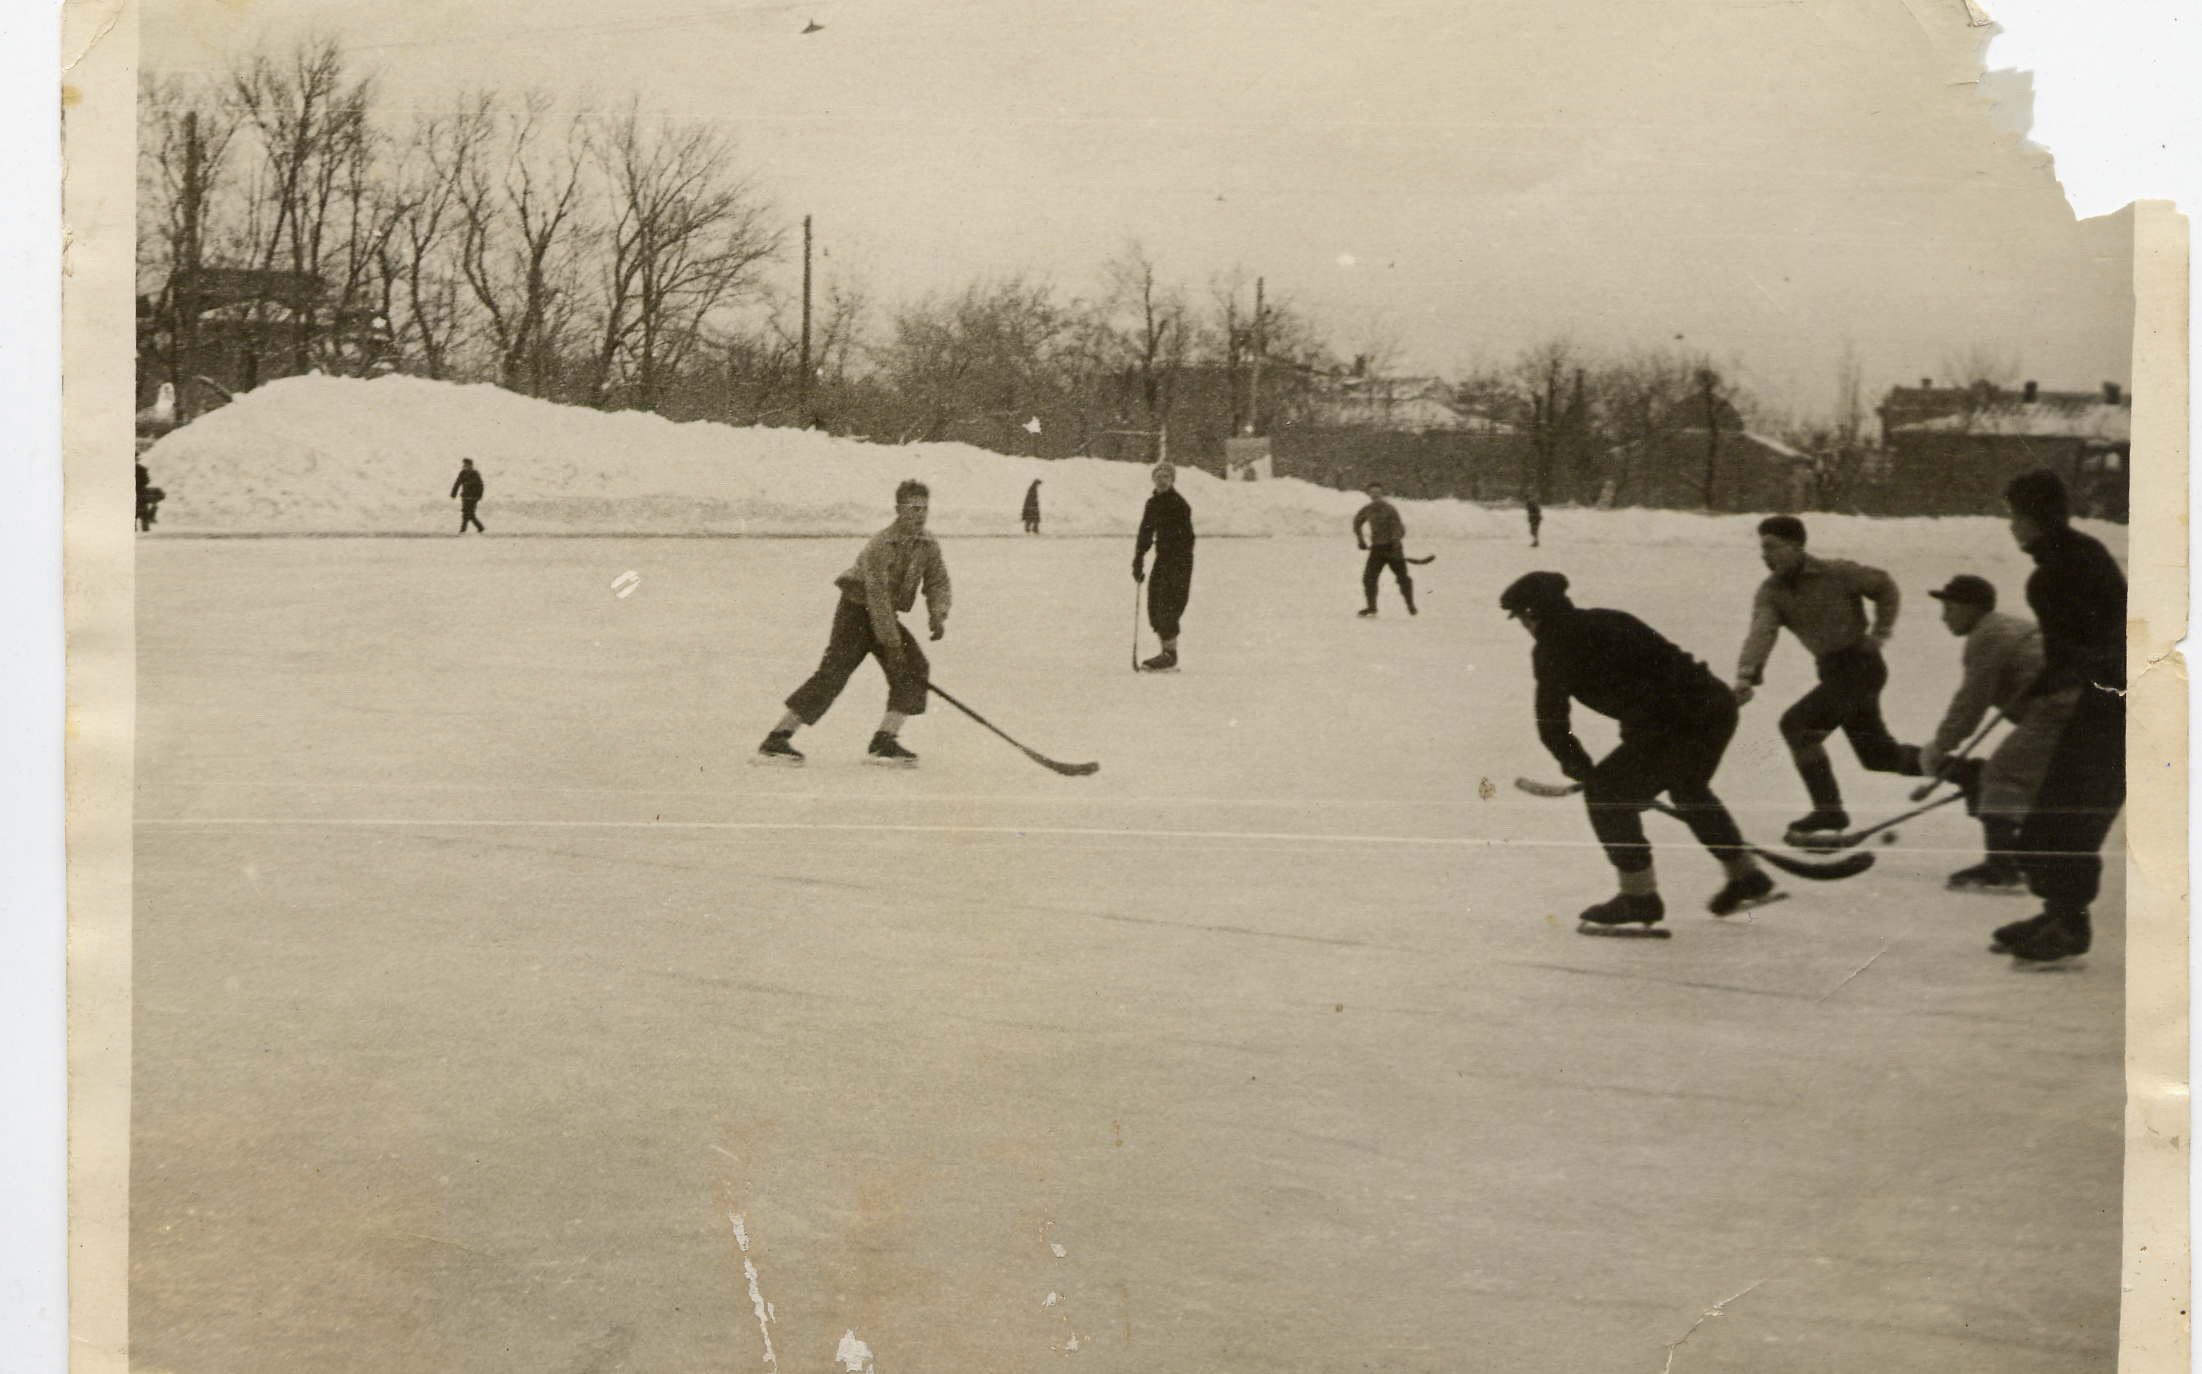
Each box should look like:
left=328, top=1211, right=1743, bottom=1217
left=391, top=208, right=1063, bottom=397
left=140, top=375, right=2127, bottom=557
left=131, top=518, right=2124, bottom=1372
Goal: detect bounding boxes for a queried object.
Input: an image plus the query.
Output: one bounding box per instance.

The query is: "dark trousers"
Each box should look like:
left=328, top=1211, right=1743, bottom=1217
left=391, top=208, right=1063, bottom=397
left=784, top=597, right=930, bottom=724
left=1779, top=644, right=1917, bottom=808
left=2015, top=687, right=2124, bottom=915
left=1583, top=693, right=1748, bottom=874
left=1146, top=555, right=1193, bottom=640
left=459, top=498, right=484, bottom=533
left=1361, top=544, right=1415, bottom=610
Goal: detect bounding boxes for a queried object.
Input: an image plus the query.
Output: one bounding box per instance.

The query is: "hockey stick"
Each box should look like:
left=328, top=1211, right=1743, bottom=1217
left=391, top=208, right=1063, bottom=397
left=928, top=683, right=1100, bottom=777
left=1908, top=711, right=2004, bottom=802
left=1511, top=777, right=1874, bottom=881
left=1131, top=579, right=1143, bottom=673
left=1406, top=554, right=1436, bottom=566
left=1807, top=789, right=1967, bottom=851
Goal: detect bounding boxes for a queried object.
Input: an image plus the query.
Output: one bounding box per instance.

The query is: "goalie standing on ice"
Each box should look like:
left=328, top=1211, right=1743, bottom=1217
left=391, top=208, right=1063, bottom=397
left=756, top=479, right=950, bottom=768
left=1502, top=571, right=1775, bottom=935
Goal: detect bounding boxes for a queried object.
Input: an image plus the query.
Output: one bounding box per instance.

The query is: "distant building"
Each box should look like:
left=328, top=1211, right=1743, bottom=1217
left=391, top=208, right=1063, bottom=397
left=1879, top=380, right=2129, bottom=519
left=1605, top=426, right=1814, bottom=513
left=1307, top=371, right=1512, bottom=434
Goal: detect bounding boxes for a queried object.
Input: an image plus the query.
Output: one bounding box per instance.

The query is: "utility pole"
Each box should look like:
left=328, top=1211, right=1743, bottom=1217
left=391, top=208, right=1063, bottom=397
left=798, top=214, right=813, bottom=426
left=175, top=110, right=204, bottom=418
left=1248, top=275, right=1265, bottom=435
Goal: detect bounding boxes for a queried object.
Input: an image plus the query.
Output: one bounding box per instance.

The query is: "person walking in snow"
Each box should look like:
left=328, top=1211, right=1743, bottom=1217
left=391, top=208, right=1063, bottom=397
left=1730, top=515, right=1918, bottom=845
left=1021, top=479, right=1043, bottom=534
left=757, top=478, right=951, bottom=768
left=1895, top=574, right=2071, bottom=894
left=1352, top=481, right=1417, bottom=617
left=450, top=458, right=486, bottom=534
left=1133, top=463, right=1196, bottom=672
left=1503, top=571, right=1775, bottom=936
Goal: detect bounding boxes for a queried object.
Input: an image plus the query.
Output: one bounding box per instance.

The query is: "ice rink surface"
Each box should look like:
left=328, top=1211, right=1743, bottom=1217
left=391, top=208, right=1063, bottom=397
left=134, top=530, right=2123, bottom=1372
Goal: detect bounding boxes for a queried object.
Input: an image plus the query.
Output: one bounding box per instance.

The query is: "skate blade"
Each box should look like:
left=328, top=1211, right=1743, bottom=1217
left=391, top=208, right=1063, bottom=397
left=1137, top=666, right=1181, bottom=674
left=748, top=754, right=804, bottom=768
left=1948, top=885, right=2032, bottom=898
left=1711, top=891, right=1790, bottom=918
left=1577, top=922, right=1671, bottom=939
left=862, top=756, right=919, bottom=769
left=2009, top=954, right=2088, bottom=972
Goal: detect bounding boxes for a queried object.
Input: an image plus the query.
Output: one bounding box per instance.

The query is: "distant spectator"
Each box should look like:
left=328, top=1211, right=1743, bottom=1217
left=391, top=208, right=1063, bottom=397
left=1022, top=479, right=1043, bottom=534
left=450, top=458, right=486, bottom=534
left=1526, top=498, right=1542, bottom=548
left=136, top=459, right=164, bottom=533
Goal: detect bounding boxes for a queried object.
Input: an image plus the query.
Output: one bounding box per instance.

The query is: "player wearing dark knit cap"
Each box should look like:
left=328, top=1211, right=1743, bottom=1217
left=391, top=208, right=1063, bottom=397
left=1989, top=469, right=2127, bottom=966
left=1502, top=571, right=1776, bottom=936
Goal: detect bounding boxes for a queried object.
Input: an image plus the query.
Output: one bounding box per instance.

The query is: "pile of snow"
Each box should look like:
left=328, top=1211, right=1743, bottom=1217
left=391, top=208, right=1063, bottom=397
left=139, top=375, right=2126, bottom=559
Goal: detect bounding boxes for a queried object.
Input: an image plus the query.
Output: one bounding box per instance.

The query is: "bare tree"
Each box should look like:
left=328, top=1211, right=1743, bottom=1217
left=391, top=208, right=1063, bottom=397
left=584, top=103, right=780, bottom=410
left=228, top=38, right=381, bottom=375
left=454, top=90, right=594, bottom=397
left=1094, top=242, right=1190, bottom=453
left=384, top=103, right=490, bottom=379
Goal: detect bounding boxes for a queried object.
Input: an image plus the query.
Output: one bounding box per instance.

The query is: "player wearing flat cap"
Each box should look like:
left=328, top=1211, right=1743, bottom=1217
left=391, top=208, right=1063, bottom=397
left=1502, top=571, right=1775, bottom=936
left=1901, top=574, right=2071, bottom=893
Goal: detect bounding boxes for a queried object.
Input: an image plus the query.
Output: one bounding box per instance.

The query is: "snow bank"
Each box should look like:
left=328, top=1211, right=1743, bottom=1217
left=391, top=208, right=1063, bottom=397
left=139, top=375, right=2127, bottom=559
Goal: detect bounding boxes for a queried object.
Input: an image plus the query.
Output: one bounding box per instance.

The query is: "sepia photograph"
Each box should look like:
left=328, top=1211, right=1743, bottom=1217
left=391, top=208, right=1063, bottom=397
left=48, top=0, right=2189, bottom=1368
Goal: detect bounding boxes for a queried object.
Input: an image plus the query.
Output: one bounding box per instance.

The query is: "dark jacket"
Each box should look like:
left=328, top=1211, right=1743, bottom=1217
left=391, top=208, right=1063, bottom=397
left=451, top=467, right=485, bottom=501
left=2021, top=525, right=2126, bottom=696
left=1532, top=606, right=1726, bottom=780
left=1021, top=482, right=1041, bottom=520
left=1353, top=498, right=1405, bottom=546
left=1135, top=489, right=1195, bottom=571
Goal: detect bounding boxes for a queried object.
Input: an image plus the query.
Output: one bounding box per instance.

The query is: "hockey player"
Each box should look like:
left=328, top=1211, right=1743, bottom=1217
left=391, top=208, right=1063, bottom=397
left=1991, top=469, right=2127, bottom=965
left=757, top=478, right=951, bottom=767
left=1908, top=575, right=2069, bottom=892
left=1133, top=463, right=1195, bottom=671
left=1352, top=482, right=1418, bottom=617
left=1503, top=571, right=1776, bottom=935
left=1731, top=515, right=1917, bottom=844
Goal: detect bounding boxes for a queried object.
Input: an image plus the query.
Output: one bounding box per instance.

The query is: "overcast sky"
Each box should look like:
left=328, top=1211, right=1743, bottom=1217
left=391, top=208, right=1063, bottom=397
left=142, top=0, right=2135, bottom=421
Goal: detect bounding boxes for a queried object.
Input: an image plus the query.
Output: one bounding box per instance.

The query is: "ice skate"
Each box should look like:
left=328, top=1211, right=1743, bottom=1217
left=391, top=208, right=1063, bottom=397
left=864, top=731, right=919, bottom=767
left=1357, top=607, right=1378, bottom=618
left=2004, top=913, right=2091, bottom=968
left=1945, top=860, right=2026, bottom=895
left=1988, top=912, right=2054, bottom=954
left=1139, top=649, right=1179, bottom=673
left=1576, top=891, right=1669, bottom=938
left=1783, top=808, right=1850, bottom=850
left=752, top=730, right=805, bottom=767
left=1706, top=868, right=1785, bottom=917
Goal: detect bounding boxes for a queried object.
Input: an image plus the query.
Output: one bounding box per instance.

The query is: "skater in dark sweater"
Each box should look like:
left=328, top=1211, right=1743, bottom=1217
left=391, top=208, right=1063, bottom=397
left=1731, top=515, right=1918, bottom=843
left=1503, top=571, right=1774, bottom=934
left=1133, top=463, right=1195, bottom=671
left=1906, top=575, right=2068, bottom=893
left=1021, top=479, right=1042, bottom=534
left=450, top=458, right=486, bottom=533
left=1990, top=469, right=2127, bottom=965
left=1525, top=499, right=1542, bottom=548
left=757, top=479, right=951, bottom=767
left=1352, top=483, right=1417, bottom=617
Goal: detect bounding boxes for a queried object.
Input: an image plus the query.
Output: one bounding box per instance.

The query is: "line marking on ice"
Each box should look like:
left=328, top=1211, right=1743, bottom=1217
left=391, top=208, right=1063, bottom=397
left=136, top=815, right=1596, bottom=849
